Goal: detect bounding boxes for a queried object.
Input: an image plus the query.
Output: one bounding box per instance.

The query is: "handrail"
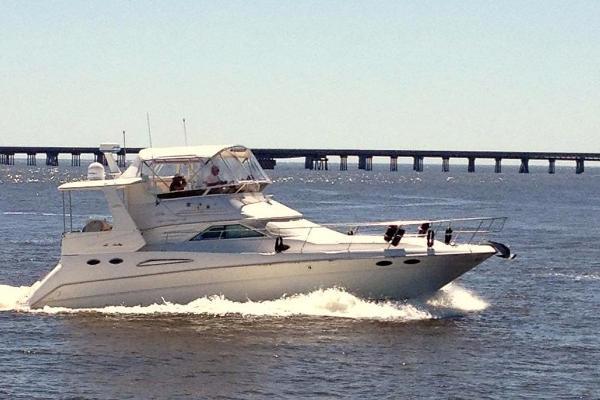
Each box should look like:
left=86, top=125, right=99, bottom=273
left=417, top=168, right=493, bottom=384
left=265, top=217, right=506, bottom=233
left=155, top=180, right=268, bottom=200
left=158, top=217, right=506, bottom=252
left=156, top=218, right=506, bottom=245
left=262, top=216, right=507, bottom=254
left=317, top=216, right=507, bottom=228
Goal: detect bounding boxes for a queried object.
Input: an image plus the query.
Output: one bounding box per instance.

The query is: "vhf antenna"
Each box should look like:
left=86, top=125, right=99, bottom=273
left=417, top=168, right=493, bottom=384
left=182, top=118, right=188, bottom=146
left=122, top=130, right=126, bottom=162
left=146, top=112, right=153, bottom=147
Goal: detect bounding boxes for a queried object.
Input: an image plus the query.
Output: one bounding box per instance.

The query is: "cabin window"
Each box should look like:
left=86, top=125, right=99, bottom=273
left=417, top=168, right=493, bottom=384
left=190, top=224, right=264, bottom=240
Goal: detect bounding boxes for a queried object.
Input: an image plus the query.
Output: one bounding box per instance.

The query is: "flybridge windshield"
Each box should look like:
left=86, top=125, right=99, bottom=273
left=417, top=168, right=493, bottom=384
left=132, top=146, right=271, bottom=196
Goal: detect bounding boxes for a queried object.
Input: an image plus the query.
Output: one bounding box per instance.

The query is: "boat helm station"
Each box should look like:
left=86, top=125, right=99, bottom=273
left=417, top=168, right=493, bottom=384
left=126, top=145, right=271, bottom=197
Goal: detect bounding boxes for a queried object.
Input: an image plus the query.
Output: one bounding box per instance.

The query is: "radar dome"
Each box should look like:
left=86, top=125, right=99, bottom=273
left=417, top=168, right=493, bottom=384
left=87, top=162, right=106, bottom=180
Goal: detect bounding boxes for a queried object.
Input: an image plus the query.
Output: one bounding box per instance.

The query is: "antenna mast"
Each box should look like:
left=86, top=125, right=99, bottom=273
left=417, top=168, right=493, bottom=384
left=146, top=112, right=153, bottom=147
left=122, top=130, right=126, bottom=163
left=182, top=118, right=188, bottom=146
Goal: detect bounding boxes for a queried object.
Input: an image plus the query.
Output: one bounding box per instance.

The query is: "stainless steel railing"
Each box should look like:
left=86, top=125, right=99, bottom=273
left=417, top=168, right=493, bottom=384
left=263, top=216, right=507, bottom=253
left=159, top=217, right=507, bottom=254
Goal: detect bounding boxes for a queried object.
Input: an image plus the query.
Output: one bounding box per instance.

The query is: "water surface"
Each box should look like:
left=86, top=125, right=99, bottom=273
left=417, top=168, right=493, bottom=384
left=0, top=162, right=598, bottom=399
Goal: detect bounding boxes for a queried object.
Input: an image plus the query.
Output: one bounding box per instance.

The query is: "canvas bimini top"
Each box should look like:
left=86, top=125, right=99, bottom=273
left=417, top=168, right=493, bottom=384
left=125, top=145, right=272, bottom=196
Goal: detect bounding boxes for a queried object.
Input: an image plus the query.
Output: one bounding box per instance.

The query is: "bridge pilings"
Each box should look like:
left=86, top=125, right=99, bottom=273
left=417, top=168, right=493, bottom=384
left=548, top=159, right=556, bottom=174
left=257, top=158, right=276, bottom=170
left=519, top=158, right=529, bottom=173
left=495, top=158, right=502, bottom=173
left=339, top=155, right=348, bottom=171
left=442, top=157, right=450, bottom=172
left=117, top=150, right=127, bottom=168
left=305, top=156, right=314, bottom=169
left=315, top=157, right=328, bottom=170
left=94, top=152, right=107, bottom=166
left=358, top=155, right=366, bottom=170
left=364, top=156, right=372, bottom=171
left=0, top=153, right=15, bottom=165
left=468, top=157, right=476, bottom=173
left=358, top=156, right=372, bottom=171
left=71, top=153, right=81, bottom=167
left=46, top=152, right=59, bottom=166
left=390, top=156, right=398, bottom=172
left=304, top=156, right=327, bottom=170
left=413, top=156, right=423, bottom=172
left=576, top=158, right=584, bottom=174
left=27, top=153, right=37, bottom=165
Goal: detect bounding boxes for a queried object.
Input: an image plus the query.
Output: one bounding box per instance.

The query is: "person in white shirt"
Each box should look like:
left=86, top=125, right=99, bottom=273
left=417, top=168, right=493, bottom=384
left=204, top=165, right=226, bottom=187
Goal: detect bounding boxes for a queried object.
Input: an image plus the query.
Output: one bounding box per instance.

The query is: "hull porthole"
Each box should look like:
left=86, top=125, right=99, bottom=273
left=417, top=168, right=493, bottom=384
left=376, top=260, right=393, bottom=267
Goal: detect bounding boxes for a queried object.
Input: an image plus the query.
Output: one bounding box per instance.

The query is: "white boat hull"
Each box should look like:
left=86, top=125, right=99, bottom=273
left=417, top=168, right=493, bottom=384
left=27, top=248, right=495, bottom=309
left=26, top=144, right=510, bottom=310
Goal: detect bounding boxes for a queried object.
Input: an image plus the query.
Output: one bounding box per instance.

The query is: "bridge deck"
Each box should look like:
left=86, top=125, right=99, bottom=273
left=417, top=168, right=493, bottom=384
left=0, top=146, right=597, bottom=174
left=1, top=146, right=599, bottom=161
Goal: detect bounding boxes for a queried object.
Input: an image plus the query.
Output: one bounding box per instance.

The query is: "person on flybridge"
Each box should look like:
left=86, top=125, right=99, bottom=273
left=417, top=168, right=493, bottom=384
left=204, top=164, right=226, bottom=187
left=169, top=174, right=187, bottom=191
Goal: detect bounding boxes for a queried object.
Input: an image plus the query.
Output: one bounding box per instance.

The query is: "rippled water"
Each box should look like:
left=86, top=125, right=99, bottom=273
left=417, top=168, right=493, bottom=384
left=0, top=162, right=598, bottom=399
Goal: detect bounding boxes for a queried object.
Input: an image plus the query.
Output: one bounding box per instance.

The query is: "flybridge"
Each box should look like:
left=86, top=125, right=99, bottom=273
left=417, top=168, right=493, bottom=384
left=0, top=146, right=599, bottom=173
left=58, top=144, right=271, bottom=195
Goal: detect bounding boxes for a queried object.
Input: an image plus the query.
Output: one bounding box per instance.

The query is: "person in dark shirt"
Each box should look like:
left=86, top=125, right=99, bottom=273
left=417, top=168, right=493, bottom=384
left=169, top=174, right=187, bottom=191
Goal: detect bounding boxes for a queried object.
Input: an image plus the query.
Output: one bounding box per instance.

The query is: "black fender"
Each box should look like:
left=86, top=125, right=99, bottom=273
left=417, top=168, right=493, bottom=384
left=486, top=240, right=516, bottom=259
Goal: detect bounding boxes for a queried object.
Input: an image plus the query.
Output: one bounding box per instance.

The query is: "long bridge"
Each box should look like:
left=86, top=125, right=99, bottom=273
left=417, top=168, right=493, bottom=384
left=0, top=146, right=598, bottom=174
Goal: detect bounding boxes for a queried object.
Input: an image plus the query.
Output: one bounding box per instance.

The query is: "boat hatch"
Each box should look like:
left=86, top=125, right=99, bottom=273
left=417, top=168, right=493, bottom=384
left=190, top=224, right=265, bottom=240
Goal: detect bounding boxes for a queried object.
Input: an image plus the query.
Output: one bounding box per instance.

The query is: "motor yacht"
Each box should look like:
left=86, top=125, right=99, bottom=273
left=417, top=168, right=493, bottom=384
left=26, top=144, right=513, bottom=309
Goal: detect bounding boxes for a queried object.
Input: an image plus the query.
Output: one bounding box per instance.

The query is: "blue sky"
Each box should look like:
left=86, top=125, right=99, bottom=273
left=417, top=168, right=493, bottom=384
left=1, top=1, right=598, bottom=150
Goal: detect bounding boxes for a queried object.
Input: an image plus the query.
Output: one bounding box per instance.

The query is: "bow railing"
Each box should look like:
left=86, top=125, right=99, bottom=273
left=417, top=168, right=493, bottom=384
left=158, top=216, right=507, bottom=254
left=265, top=216, right=507, bottom=253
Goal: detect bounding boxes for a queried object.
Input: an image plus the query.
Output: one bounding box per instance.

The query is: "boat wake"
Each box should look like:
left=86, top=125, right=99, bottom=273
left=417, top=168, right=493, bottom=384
left=0, top=283, right=38, bottom=312
left=0, top=283, right=487, bottom=322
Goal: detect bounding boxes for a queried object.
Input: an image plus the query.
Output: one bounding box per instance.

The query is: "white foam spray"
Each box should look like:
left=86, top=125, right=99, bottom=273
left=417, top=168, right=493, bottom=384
left=426, top=282, right=489, bottom=311
left=0, top=284, right=487, bottom=321
left=0, top=283, right=39, bottom=311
